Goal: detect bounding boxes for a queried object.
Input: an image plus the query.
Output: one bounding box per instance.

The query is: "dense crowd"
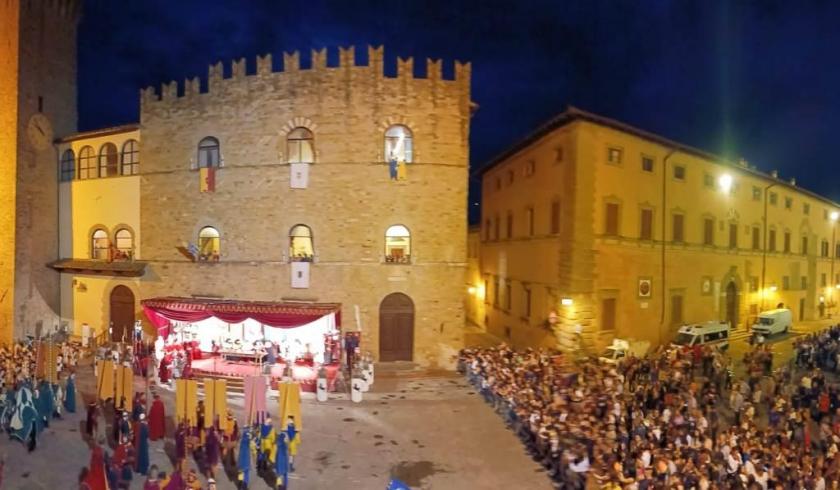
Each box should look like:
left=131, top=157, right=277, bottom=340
left=0, top=340, right=80, bottom=452
left=459, top=327, right=840, bottom=489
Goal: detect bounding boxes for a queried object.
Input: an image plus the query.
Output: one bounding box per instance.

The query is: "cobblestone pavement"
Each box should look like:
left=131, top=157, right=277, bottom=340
left=1, top=365, right=551, bottom=490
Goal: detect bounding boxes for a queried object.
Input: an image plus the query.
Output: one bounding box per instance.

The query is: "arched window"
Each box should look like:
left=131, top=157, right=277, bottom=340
left=114, top=229, right=133, bottom=260
left=98, top=142, right=118, bottom=177
left=78, top=146, right=96, bottom=180
left=384, top=125, right=413, bottom=163
left=59, top=149, right=75, bottom=181
left=198, top=226, right=220, bottom=262
left=198, top=137, right=220, bottom=168
left=92, top=229, right=109, bottom=260
left=385, top=225, right=411, bottom=263
left=289, top=225, right=314, bottom=262
left=121, top=139, right=139, bottom=175
left=287, top=127, right=314, bottom=164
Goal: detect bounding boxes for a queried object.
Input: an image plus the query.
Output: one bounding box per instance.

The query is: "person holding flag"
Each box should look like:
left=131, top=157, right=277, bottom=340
left=274, top=431, right=290, bottom=490
left=237, top=426, right=255, bottom=489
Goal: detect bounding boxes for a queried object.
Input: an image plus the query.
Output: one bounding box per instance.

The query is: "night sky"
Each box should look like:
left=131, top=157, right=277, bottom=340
left=78, top=1, right=840, bottom=222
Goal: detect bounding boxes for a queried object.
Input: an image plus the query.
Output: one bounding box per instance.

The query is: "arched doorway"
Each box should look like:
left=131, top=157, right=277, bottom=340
left=725, top=282, right=739, bottom=329
left=379, top=293, right=414, bottom=362
left=110, top=285, right=135, bottom=343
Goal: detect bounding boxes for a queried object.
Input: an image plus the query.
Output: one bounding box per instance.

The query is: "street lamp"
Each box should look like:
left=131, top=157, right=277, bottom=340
left=718, top=173, right=733, bottom=194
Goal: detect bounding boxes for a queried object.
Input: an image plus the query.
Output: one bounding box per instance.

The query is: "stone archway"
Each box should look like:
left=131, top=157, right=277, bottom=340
left=109, top=285, right=135, bottom=343
left=379, top=293, right=414, bottom=362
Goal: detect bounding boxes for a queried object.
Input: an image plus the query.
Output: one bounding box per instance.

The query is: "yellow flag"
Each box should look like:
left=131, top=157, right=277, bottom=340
left=278, top=381, right=302, bottom=432
left=97, top=360, right=115, bottom=402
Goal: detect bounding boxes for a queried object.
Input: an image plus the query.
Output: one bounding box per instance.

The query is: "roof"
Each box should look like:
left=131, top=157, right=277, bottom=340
left=57, top=123, right=140, bottom=143
left=141, top=296, right=341, bottom=315
left=48, top=258, right=147, bottom=277
left=479, top=106, right=840, bottom=209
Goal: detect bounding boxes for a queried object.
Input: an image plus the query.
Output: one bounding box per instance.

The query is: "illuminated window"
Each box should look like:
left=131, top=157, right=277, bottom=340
left=78, top=146, right=96, bottom=180
left=98, top=142, right=118, bottom=177
left=198, top=226, right=220, bottom=262
left=59, top=149, right=75, bottom=181
left=287, top=128, right=314, bottom=164
left=384, top=125, right=413, bottom=163
left=91, top=229, right=109, bottom=260
left=198, top=137, right=220, bottom=168
left=385, top=225, right=411, bottom=263
left=114, top=229, right=133, bottom=260
left=289, top=224, right=314, bottom=262
left=121, top=139, right=139, bottom=175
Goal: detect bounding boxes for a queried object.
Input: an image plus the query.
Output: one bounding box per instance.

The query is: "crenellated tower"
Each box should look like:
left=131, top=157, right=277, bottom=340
left=0, top=0, right=80, bottom=343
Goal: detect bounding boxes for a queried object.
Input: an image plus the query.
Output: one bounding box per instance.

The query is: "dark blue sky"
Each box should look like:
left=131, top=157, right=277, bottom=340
left=78, top=0, right=840, bottom=221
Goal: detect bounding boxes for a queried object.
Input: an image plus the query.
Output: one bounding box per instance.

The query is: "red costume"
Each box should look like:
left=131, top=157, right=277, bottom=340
left=149, top=396, right=166, bottom=441
left=83, top=444, right=109, bottom=490
left=159, top=355, right=170, bottom=384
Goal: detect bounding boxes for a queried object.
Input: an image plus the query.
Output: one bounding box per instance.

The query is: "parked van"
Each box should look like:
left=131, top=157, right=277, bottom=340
left=751, top=308, right=792, bottom=336
left=672, top=321, right=731, bottom=350
left=600, top=338, right=651, bottom=364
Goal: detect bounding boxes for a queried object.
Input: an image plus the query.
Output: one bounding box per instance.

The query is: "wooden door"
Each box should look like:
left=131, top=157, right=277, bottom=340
left=379, top=293, right=414, bottom=362
left=110, top=285, right=135, bottom=343
left=725, top=282, right=738, bottom=328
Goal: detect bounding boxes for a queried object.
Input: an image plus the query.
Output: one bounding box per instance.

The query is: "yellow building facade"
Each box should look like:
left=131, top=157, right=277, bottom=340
left=477, top=107, right=840, bottom=349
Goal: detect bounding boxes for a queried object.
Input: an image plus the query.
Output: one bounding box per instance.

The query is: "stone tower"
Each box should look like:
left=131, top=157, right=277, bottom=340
left=0, top=0, right=80, bottom=343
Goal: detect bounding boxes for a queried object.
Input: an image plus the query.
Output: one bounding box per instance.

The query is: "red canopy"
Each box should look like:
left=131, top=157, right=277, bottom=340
left=142, top=296, right=341, bottom=337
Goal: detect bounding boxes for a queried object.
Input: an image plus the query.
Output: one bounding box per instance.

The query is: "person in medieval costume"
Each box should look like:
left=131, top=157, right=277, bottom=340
left=159, top=354, right=170, bottom=385
left=237, top=426, right=254, bottom=489
left=9, top=384, right=38, bottom=451
left=274, top=431, right=290, bottom=490
left=148, top=393, right=166, bottom=441
left=36, top=380, right=54, bottom=429
left=113, top=408, right=124, bottom=445
left=163, top=469, right=186, bottom=490
left=285, top=415, right=299, bottom=472
left=222, top=410, right=240, bottom=468
left=186, top=468, right=202, bottom=489
left=205, top=425, right=221, bottom=479
left=52, top=378, right=64, bottom=419
left=85, top=401, right=97, bottom=439
left=175, top=423, right=188, bottom=470
left=258, top=416, right=276, bottom=472
left=136, top=413, right=150, bottom=476
left=82, top=440, right=110, bottom=490
left=64, top=372, right=77, bottom=413
left=114, top=434, right=135, bottom=489
left=132, top=392, right=144, bottom=421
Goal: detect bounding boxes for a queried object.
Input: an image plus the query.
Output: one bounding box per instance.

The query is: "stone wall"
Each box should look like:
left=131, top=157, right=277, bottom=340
left=13, top=0, right=79, bottom=338
left=138, top=46, right=471, bottom=367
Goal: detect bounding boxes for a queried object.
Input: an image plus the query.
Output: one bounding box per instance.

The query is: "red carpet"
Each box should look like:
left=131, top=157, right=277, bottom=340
left=190, top=357, right=340, bottom=392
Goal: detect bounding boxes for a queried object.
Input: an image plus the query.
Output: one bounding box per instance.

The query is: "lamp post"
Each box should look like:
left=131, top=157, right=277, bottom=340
left=831, top=211, right=839, bottom=317
left=760, top=182, right=778, bottom=313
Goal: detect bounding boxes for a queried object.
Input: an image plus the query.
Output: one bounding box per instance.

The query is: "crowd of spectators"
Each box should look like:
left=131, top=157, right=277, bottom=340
left=459, top=327, right=840, bottom=489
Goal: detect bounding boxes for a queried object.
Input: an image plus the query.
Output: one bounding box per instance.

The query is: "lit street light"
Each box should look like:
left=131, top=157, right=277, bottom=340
left=718, top=173, right=733, bottom=193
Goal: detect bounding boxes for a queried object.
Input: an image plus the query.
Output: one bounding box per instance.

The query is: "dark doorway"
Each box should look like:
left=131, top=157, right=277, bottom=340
left=799, top=297, right=806, bottom=321
left=725, top=282, right=738, bottom=328
left=110, top=285, right=135, bottom=343
left=379, top=293, right=414, bottom=362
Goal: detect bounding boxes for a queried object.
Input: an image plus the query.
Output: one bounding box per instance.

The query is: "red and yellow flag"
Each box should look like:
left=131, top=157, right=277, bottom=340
left=200, top=167, right=216, bottom=192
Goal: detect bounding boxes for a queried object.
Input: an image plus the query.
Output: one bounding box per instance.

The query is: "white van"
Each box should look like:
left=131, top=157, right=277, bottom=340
left=599, top=338, right=651, bottom=364
left=672, top=321, right=731, bottom=350
left=751, top=308, right=792, bottom=336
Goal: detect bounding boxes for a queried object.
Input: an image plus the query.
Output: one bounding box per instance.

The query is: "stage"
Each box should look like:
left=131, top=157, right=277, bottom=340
left=190, top=357, right=341, bottom=393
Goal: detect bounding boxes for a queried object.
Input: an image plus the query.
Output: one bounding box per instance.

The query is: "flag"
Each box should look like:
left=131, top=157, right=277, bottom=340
left=175, top=379, right=198, bottom=426
left=96, top=360, right=115, bottom=402
left=387, top=479, right=411, bottom=490
left=204, top=378, right=227, bottom=430
left=244, top=376, right=267, bottom=425
left=278, top=382, right=302, bottom=431
left=200, top=166, right=215, bottom=192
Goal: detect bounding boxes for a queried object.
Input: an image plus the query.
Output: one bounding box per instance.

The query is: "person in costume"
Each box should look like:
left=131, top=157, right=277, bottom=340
left=205, top=425, right=221, bottom=479
left=185, top=468, right=202, bottom=489
left=285, top=415, right=299, bottom=472
left=113, top=434, right=135, bottom=489
left=274, top=431, right=290, bottom=490
left=148, top=393, right=166, bottom=440
left=9, top=384, right=39, bottom=451
left=222, top=410, right=240, bottom=468
left=175, top=422, right=187, bottom=470
left=64, top=372, right=76, bottom=413
left=258, top=416, right=276, bottom=471
left=85, top=401, right=97, bottom=439
left=159, top=354, right=170, bottom=385
left=36, top=380, right=54, bottom=429
left=237, top=426, right=254, bottom=489
left=136, top=413, right=150, bottom=476
left=142, top=465, right=160, bottom=490
left=163, top=469, right=185, bottom=490
left=82, top=440, right=109, bottom=490
left=52, top=377, right=64, bottom=419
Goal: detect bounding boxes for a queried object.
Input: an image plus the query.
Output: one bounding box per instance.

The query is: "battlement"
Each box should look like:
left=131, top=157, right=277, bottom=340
left=140, top=45, right=471, bottom=108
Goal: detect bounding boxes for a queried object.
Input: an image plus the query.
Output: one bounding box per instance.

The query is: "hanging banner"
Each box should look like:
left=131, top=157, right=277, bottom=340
left=243, top=376, right=267, bottom=425
left=97, top=360, right=115, bottom=402
left=203, top=378, right=228, bottom=430
left=175, top=379, right=198, bottom=426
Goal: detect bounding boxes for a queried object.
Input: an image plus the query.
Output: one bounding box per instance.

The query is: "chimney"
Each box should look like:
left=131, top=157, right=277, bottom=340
left=771, top=170, right=778, bottom=178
